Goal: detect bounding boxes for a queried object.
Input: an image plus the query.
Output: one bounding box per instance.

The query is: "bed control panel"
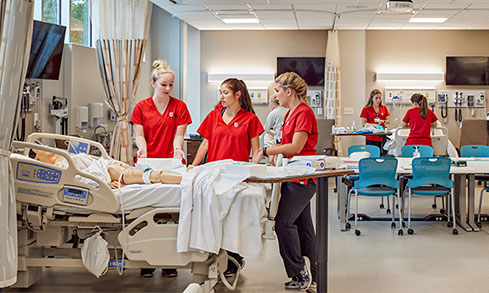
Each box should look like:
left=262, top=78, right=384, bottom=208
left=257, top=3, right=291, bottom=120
left=62, top=186, right=88, bottom=206
left=16, top=162, right=62, bottom=184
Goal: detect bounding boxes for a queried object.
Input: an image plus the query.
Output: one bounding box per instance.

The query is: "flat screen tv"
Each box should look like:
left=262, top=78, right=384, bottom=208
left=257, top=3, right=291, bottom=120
left=446, top=56, right=489, bottom=86
left=277, top=57, right=325, bottom=86
left=26, top=20, right=66, bottom=80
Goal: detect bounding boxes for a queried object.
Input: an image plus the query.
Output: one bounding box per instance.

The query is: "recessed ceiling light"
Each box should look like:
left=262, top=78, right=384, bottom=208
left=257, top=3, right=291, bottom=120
left=222, top=18, right=259, bottom=24
left=409, top=18, right=447, bottom=23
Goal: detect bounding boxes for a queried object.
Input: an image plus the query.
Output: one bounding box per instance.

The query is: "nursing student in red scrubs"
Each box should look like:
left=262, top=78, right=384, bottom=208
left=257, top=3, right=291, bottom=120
left=360, top=89, right=390, bottom=154
left=402, top=93, right=438, bottom=147
left=130, top=60, right=191, bottom=278
left=252, top=72, right=318, bottom=292
left=192, top=78, right=264, bottom=277
left=130, top=59, right=192, bottom=162
left=192, top=78, right=264, bottom=165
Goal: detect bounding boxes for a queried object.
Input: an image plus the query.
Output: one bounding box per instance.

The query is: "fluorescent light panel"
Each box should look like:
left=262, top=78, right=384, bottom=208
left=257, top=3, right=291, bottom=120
left=409, top=18, right=447, bottom=23
left=222, top=18, right=259, bottom=24
left=376, top=72, right=444, bottom=82
left=208, top=73, right=274, bottom=82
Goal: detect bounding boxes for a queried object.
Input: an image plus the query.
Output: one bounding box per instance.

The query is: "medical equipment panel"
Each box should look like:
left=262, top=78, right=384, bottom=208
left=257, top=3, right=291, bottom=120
left=68, top=140, right=89, bottom=154
left=384, top=87, right=435, bottom=104
left=16, top=162, right=62, bottom=184
left=61, top=186, right=88, bottom=206
left=436, top=90, right=486, bottom=108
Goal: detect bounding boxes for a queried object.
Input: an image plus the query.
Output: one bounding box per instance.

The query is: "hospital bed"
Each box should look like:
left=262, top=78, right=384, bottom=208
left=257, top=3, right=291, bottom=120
left=11, top=133, right=281, bottom=292
left=393, top=127, right=449, bottom=156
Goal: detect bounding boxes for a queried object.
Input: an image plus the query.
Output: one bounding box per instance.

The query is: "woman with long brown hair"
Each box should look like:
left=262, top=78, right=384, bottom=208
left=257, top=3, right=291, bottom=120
left=402, top=93, right=438, bottom=147
left=360, top=89, right=390, bottom=154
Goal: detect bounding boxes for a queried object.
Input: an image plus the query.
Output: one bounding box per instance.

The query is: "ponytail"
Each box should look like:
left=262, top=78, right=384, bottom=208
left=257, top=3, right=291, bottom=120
left=220, top=78, right=255, bottom=114
left=411, top=94, right=429, bottom=119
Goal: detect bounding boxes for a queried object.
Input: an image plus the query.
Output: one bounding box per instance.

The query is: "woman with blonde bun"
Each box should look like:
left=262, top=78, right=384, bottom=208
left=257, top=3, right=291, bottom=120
left=130, top=60, right=192, bottom=162
left=130, top=60, right=191, bottom=278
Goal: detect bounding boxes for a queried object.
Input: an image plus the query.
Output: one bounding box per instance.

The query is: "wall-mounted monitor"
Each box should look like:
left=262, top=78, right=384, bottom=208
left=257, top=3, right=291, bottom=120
left=26, top=20, right=66, bottom=80
left=446, top=56, right=489, bottom=86
left=277, top=57, right=325, bottom=86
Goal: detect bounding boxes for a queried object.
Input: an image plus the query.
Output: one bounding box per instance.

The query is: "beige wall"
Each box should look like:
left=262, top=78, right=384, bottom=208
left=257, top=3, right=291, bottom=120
left=200, top=30, right=327, bottom=126
left=366, top=30, right=489, bottom=148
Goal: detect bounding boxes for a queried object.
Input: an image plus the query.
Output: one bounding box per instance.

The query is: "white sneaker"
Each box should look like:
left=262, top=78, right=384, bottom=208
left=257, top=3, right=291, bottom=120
left=298, top=256, right=312, bottom=291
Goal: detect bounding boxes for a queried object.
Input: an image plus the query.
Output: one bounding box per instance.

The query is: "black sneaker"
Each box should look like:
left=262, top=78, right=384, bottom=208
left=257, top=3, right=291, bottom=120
left=284, top=275, right=300, bottom=289
left=297, top=256, right=312, bottom=291
left=140, top=268, right=155, bottom=278
left=223, top=256, right=245, bottom=278
left=162, top=268, right=178, bottom=278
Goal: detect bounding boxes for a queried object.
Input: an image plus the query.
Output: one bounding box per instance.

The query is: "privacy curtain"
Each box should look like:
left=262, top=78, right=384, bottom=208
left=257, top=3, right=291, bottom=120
left=324, top=30, right=342, bottom=155
left=0, top=0, right=34, bottom=287
left=92, top=0, right=151, bottom=164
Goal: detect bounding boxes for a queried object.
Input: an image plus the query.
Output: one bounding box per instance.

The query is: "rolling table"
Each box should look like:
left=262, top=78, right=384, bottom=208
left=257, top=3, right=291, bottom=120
left=247, top=169, right=354, bottom=293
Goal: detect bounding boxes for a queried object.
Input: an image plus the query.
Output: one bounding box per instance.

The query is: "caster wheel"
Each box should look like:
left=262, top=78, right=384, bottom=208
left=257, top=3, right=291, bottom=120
left=408, top=228, right=414, bottom=235
left=447, top=222, right=453, bottom=227
left=452, top=229, right=458, bottom=235
left=402, top=222, right=406, bottom=228
left=380, top=204, right=385, bottom=209
left=345, top=223, right=351, bottom=229
left=391, top=222, right=396, bottom=228
left=386, top=209, right=391, bottom=214
left=440, top=209, right=445, bottom=214
left=432, top=204, right=437, bottom=209
left=477, top=222, right=482, bottom=228
left=355, top=230, right=361, bottom=236
left=398, top=229, right=403, bottom=236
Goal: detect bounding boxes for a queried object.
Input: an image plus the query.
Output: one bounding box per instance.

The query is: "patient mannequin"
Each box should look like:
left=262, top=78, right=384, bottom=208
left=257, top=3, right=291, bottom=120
left=32, top=149, right=182, bottom=188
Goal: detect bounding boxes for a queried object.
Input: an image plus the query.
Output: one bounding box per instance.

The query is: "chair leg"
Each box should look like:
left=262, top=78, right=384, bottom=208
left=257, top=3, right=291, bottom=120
left=477, top=189, right=484, bottom=227
left=390, top=194, right=395, bottom=227
left=432, top=196, right=437, bottom=209
left=397, top=190, right=403, bottom=235
left=450, top=191, right=458, bottom=235
left=380, top=196, right=384, bottom=209
left=386, top=194, right=391, bottom=214
left=346, top=189, right=353, bottom=226
left=407, top=189, right=413, bottom=235
left=354, top=191, right=360, bottom=236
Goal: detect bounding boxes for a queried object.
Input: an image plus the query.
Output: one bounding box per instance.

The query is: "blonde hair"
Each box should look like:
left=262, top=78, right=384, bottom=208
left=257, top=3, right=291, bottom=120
left=151, top=59, right=174, bottom=81
left=275, top=72, right=308, bottom=104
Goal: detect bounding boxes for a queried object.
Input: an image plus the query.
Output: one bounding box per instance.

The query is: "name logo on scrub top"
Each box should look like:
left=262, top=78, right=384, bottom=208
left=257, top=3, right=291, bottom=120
left=169, top=112, right=174, bottom=117
left=234, top=122, right=239, bottom=128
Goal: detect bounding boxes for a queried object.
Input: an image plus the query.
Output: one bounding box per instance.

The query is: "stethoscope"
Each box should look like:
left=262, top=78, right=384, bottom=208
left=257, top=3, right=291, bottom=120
left=454, top=91, right=463, bottom=128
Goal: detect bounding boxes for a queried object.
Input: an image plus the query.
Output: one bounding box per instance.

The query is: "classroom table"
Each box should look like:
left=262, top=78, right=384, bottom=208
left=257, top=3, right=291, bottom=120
left=336, top=157, right=489, bottom=232
left=247, top=169, right=354, bottom=293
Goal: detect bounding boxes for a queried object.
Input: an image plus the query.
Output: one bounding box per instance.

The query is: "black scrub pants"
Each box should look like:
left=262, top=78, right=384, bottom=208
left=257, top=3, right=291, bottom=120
left=275, top=180, right=317, bottom=282
left=366, top=138, right=387, bottom=156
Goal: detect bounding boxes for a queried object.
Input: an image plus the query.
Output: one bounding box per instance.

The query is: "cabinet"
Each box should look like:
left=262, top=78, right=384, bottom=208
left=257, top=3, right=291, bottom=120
left=185, top=138, right=202, bottom=165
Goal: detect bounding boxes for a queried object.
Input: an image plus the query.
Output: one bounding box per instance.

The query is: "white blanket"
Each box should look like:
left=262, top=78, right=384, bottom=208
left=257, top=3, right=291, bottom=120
left=177, top=161, right=267, bottom=259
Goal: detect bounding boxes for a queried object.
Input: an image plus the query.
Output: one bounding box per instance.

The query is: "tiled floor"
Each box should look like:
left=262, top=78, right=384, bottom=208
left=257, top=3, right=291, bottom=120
left=6, top=186, right=489, bottom=292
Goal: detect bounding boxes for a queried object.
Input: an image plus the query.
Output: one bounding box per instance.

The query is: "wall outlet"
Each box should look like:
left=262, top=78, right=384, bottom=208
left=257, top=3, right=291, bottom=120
left=343, top=107, right=353, bottom=115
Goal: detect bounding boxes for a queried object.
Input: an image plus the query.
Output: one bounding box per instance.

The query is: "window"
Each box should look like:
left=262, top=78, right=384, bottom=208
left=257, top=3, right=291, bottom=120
left=35, top=0, right=93, bottom=47
left=70, top=0, right=90, bottom=46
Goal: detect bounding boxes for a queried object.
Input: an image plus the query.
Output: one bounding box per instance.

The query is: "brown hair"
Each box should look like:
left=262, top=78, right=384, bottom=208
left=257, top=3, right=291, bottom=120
left=365, top=89, right=383, bottom=108
left=411, top=93, right=429, bottom=119
left=151, top=59, right=174, bottom=81
left=275, top=72, right=308, bottom=104
left=220, top=78, right=255, bottom=113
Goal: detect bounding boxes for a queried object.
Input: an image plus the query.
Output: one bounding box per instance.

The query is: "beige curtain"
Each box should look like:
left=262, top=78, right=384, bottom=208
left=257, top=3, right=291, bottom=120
left=0, top=0, right=34, bottom=287
left=92, top=0, right=151, bottom=164
left=324, top=30, right=343, bottom=155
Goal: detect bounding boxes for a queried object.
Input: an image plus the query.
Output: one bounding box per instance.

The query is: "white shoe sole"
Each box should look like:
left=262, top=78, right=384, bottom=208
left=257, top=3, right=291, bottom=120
left=301, top=256, right=312, bottom=291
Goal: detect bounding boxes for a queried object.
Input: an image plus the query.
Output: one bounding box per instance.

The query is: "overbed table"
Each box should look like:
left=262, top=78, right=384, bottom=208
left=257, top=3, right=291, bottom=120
left=247, top=169, right=354, bottom=293
left=337, top=157, right=489, bottom=232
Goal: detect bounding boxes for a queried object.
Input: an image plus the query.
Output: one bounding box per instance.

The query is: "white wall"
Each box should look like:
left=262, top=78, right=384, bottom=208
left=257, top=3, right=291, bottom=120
left=185, top=23, right=201, bottom=134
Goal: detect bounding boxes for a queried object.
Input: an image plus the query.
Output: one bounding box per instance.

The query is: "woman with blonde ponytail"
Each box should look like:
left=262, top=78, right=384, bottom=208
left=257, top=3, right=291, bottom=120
left=253, top=72, right=318, bottom=291
left=402, top=93, right=438, bottom=147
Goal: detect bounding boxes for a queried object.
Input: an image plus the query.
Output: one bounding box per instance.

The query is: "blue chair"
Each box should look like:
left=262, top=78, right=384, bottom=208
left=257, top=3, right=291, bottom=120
left=349, top=157, right=399, bottom=236
left=401, top=145, right=442, bottom=212
left=405, top=157, right=458, bottom=235
left=460, top=145, right=489, bottom=227
left=345, top=145, right=392, bottom=215
left=401, top=145, right=434, bottom=158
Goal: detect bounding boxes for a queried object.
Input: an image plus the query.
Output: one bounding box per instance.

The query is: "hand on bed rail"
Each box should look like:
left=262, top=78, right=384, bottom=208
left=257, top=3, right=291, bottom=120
left=32, top=149, right=182, bottom=188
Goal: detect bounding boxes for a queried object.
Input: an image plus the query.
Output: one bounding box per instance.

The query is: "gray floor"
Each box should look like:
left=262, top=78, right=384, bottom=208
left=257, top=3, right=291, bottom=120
left=6, top=184, right=489, bottom=292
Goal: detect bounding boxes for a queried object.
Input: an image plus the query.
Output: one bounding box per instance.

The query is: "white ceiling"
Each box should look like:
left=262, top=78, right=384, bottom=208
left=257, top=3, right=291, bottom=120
left=151, top=0, right=489, bottom=30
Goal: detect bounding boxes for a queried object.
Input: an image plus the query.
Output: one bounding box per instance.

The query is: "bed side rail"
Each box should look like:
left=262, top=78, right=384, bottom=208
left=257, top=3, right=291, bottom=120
left=25, top=132, right=110, bottom=159
left=11, top=141, right=119, bottom=214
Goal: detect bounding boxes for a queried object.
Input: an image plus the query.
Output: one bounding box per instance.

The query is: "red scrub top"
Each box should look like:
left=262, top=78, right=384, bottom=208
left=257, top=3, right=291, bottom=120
left=402, top=108, right=438, bottom=147
left=130, top=96, right=192, bottom=158
left=360, top=105, right=390, bottom=142
left=281, top=103, right=318, bottom=157
left=197, top=104, right=264, bottom=162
